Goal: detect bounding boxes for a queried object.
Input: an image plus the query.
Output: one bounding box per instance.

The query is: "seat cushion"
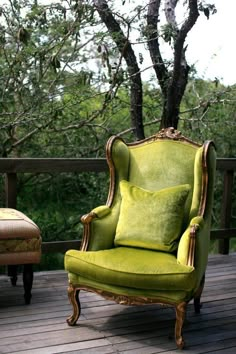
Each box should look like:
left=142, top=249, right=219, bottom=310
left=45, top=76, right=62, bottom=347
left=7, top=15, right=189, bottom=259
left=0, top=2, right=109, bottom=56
left=0, top=208, right=41, bottom=264
left=65, top=247, right=197, bottom=291
left=114, top=181, right=190, bottom=252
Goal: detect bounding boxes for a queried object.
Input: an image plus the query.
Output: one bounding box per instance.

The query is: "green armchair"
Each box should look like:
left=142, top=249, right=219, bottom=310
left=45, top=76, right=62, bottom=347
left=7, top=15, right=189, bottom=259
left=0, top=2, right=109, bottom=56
left=64, top=127, right=216, bottom=349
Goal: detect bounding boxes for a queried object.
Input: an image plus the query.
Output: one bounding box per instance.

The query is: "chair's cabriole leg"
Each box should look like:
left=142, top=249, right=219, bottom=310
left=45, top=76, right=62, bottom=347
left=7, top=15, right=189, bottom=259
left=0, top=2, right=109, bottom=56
left=175, top=302, right=187, bottom=350
left=67, top=283, right=81, bottom=326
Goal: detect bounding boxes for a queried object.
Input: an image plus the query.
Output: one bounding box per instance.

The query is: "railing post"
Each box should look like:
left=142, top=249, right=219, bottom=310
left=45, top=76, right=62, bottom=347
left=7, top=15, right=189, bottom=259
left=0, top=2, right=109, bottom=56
left=5, top=173, right=17, bottom=208
left=218, top=170, right=234, bottom=254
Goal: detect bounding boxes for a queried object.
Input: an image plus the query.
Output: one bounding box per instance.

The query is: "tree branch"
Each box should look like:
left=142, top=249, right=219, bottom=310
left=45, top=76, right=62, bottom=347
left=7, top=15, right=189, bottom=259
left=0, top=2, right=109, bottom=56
left=164, top=0, right=178, bottom=27
left=147, top=0, right=169, bottom=95
left=164, top=0, right=199, bottom=128
left=172, top=0, right=199, bottom=85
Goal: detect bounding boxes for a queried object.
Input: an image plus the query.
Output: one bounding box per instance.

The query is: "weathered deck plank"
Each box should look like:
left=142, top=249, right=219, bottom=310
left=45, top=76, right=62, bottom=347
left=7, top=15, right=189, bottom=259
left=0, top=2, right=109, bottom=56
left=0, top=253, right=236, bottom=353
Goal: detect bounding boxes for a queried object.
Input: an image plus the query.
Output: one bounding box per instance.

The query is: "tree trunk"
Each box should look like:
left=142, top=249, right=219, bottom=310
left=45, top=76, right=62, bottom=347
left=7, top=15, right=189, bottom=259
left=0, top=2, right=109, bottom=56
left=147, top=0, right=199, bottom=129
left=94, top=0, right=145, bottom=140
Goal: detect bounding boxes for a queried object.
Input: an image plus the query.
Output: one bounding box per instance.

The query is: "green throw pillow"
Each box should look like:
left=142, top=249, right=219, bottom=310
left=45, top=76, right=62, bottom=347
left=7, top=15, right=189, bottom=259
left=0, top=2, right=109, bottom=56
left=114, top=181, right=191, bottom=252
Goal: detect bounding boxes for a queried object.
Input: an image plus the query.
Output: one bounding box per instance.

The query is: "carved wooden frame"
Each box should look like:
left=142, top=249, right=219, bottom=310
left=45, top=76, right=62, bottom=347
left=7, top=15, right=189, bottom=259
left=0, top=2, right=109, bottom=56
left=68, top=127, right=214, bottom=349
left=67, top=282, right=188, bottom=349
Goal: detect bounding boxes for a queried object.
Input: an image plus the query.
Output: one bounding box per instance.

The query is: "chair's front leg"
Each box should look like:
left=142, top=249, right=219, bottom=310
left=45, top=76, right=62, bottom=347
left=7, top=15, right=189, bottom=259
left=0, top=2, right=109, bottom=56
left=67, top=283, right=81, bottom=326
left=175, top=302, right=187, bottom=349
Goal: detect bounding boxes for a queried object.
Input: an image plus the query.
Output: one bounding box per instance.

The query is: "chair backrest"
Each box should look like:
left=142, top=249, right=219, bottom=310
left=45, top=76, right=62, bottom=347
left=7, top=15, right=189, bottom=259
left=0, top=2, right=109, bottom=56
left=106, top=128, right=216, bottom=231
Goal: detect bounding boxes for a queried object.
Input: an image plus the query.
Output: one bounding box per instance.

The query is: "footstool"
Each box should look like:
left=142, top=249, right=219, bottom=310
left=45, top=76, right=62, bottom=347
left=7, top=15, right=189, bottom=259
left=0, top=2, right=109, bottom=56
left=0, top=208, right=41, bottom=304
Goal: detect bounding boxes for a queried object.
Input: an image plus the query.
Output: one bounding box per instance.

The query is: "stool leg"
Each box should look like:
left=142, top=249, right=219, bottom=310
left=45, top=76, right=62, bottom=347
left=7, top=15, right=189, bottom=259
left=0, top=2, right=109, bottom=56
left=8, top=265, right=18, bottom=286
left=23, top=264, right=33, bottom=304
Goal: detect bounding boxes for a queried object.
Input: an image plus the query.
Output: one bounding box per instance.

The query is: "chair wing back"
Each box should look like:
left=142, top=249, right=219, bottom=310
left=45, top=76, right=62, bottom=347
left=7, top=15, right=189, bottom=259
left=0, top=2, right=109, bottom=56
left=85, top=128, right=215, bottom=259
left=107, top=132, right=211, bottom=227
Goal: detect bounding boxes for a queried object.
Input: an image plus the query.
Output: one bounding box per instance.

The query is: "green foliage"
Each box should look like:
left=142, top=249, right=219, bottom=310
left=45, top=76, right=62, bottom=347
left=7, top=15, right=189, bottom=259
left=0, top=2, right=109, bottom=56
left=16, top=171, right=109, bottom=240
left=0, top=0, right=112, bottom=157
left=161, top=24, right=177, bottom=44
left=180, top=79, right=236, bottom=157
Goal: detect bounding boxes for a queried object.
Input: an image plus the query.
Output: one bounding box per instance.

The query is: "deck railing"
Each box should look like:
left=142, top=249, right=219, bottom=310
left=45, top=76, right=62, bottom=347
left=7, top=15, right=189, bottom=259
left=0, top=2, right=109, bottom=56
left=0, top=158, right=235, bottom=255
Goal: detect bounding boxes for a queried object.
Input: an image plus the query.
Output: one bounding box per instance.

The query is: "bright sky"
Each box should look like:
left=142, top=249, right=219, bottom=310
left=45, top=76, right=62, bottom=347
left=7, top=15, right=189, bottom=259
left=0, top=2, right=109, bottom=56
left=184, top=0, right=235, bottom=85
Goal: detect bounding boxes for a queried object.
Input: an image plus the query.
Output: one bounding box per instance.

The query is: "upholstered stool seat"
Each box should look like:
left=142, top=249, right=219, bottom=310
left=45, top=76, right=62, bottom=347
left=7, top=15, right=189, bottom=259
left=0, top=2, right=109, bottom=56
left=0, top=208, right=41, bottom=304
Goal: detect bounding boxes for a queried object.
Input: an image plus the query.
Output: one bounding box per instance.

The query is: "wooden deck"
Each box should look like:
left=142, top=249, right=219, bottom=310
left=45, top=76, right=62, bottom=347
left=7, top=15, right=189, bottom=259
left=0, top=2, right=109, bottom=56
left=0, top=253, right=236, bottom=354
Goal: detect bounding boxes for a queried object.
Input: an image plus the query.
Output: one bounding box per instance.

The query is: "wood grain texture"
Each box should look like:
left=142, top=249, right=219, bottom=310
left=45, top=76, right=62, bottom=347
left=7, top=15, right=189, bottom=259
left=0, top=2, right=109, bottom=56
left=0, top=253, right=236, bottom=353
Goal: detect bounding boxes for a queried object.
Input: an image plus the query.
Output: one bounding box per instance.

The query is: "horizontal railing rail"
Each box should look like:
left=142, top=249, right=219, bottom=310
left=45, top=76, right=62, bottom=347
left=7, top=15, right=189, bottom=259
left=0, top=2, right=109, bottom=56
left=0, top=157, right=235, bottom=255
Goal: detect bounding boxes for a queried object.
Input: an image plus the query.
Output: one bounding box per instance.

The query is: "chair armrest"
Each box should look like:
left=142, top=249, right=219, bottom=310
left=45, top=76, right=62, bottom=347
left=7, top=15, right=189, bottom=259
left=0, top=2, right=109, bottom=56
left=92, top=205, right=112, bottom=219
left=81, top=205, right=118, bottom=251
left=190, top=216, right=204, bottom=228
left=81, top=206, right=111, bottom=224
left=177, top=216, right=204, bottom=267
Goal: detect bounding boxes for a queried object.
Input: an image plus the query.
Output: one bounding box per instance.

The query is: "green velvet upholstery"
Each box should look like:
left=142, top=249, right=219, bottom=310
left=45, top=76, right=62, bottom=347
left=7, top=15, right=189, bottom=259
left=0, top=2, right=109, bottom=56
left=66, top=247, right=196, bottom=291
left=83, top=140, right=205, bottom=252
left=115, top=181, right=191, bottom=252
left=64, top=128, right=216, bottom=349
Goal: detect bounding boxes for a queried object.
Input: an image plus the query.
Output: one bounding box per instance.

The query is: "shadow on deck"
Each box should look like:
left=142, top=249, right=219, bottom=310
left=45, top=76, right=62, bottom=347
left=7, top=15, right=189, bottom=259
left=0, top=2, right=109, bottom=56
left=0, top=253, right=236, bottom=354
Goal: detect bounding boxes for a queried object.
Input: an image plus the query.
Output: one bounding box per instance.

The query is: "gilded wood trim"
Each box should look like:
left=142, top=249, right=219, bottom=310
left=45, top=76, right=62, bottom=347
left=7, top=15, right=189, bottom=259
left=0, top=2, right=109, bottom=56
left=187, top=224, right=198, bottom=267
left=152, top=127, right=201, bottom=146
left=127, top=127, right=201, bottom=148
left=175, top=302, right=187, bottom=349
left=80, top=212, right=97, bottom=251
left=67, top=284, right=81, bottom=326
left=67, top=282, right=188, bottom=349
left=71, top=284, right=179, bottom=307
left=80, top=223, right=90, bottom=251
left=198, top=140, right=211, bottom=217
left=105, top=135, right=124, bottom=207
